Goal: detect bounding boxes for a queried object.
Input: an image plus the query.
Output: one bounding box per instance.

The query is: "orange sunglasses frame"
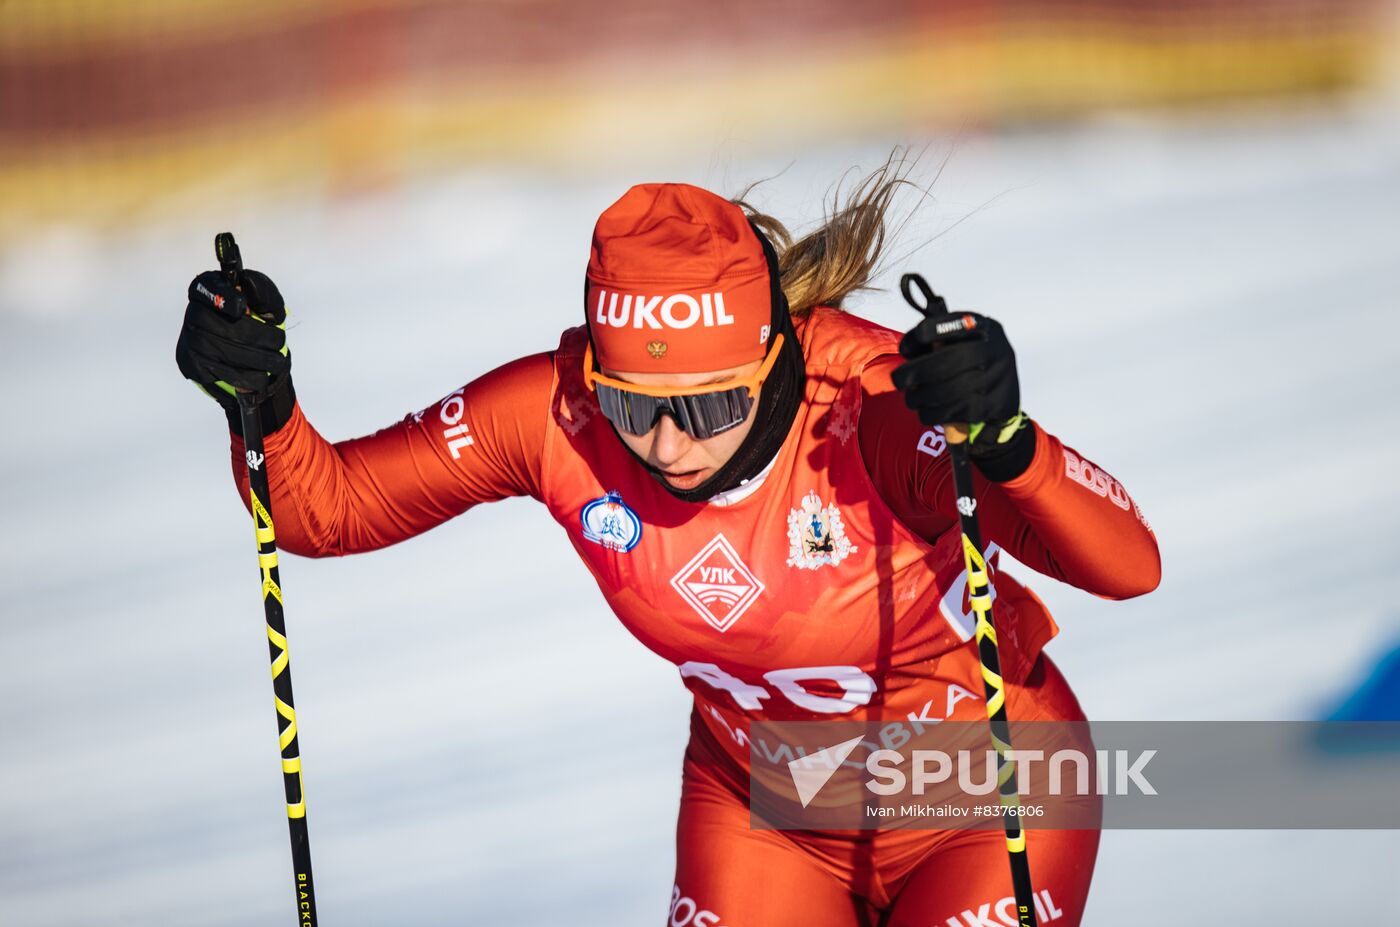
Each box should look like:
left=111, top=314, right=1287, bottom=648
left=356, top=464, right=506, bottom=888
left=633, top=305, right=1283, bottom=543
left=582, top=332, right=785, bottom=400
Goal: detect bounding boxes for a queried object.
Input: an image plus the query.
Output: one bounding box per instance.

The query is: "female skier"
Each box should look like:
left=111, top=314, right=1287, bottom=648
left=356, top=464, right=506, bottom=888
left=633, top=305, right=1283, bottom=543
left=176, top=168, right=1160, bottom=926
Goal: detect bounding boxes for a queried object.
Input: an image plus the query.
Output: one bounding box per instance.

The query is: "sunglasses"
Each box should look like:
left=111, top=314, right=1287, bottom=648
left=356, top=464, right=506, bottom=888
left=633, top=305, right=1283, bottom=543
left=582, top=333, right=785, bottom=440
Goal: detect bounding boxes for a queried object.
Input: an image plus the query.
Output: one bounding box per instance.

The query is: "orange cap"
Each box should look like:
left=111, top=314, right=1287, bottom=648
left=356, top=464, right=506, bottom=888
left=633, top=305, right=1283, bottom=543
left=586, top=183, right=775, bottom=374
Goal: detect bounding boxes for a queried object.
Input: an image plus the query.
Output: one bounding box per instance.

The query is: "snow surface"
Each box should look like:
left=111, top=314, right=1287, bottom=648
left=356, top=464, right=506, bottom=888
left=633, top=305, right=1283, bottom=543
left=2, top=101, right=1398, bottom=924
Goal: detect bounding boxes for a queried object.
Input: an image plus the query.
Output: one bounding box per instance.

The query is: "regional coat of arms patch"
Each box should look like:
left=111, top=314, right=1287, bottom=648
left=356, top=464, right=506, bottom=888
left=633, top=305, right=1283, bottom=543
left=786, top=491, right=856, bottom=570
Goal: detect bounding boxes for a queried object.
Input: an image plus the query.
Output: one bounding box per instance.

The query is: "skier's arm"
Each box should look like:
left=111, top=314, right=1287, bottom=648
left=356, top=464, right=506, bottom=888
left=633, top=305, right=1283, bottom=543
left=860, top=355, right=1161, bottom=599
left=228, top=352, right=553, bottom=557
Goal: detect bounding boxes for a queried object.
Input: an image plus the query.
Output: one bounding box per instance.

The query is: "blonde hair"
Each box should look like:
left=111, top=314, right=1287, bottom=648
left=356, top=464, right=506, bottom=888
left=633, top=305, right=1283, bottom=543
left=735, top=151, right=922, bottom=318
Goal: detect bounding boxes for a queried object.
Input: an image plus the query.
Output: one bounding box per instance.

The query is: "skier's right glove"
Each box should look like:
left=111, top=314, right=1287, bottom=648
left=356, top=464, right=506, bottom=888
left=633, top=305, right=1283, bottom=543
left=175, top=269, right=296, bottom=436
left=892, top=275, right=1036, bottom=482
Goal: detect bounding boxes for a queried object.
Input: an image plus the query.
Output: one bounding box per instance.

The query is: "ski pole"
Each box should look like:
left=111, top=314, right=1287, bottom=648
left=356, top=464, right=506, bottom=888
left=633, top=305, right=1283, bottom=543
left=217, top=232, right=320, bottom=926
left=901, top=274, right=1038, bottom=927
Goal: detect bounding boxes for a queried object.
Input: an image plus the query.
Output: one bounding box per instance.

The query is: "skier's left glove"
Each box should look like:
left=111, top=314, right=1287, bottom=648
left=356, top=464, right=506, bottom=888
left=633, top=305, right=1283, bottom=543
left=175, top=268, right=296, bottom=437
left=891, top=306, right=1036, bottom=482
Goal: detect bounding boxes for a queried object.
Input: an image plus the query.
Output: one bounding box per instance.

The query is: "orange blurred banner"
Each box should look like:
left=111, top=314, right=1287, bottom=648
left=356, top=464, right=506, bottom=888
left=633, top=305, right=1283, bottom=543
left=1, top=0, right=1393, bottom=238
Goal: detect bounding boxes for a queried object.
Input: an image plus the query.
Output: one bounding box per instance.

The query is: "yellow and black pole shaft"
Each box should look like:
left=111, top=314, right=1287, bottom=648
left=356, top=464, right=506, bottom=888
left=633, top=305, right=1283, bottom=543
left=947, top=427, right=1038, bottom=927
left=217, top=232, right=319, bottom=926
left=901, top=275, right=1037, bottom=927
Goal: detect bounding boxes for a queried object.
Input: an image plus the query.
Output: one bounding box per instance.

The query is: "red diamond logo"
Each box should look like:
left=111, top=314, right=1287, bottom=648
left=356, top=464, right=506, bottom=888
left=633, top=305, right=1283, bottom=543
left=670, top=534, right=764, bottom=633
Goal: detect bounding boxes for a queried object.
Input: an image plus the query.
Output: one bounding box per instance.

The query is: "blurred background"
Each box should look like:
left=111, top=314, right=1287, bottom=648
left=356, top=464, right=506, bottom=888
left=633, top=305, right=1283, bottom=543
left=2, top=1, right=1398, bottom=924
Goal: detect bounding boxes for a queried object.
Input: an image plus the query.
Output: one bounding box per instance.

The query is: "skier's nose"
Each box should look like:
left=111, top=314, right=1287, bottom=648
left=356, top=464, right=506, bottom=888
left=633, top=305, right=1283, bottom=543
left=651, top=413, right=691, bottom=465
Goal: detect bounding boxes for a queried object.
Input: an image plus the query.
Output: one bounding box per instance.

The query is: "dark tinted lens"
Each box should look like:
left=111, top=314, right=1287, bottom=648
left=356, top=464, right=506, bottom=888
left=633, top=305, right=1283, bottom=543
left=595, top=384, right=753, bottom=440
left=672, top=388, right=753, bottom=439
left=595, top=384, right=667, bottom=436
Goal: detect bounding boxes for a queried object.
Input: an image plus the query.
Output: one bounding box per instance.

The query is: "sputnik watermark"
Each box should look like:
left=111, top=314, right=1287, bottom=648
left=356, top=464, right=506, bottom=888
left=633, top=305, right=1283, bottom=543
left=866, top=747, right=1156, bottom=797
left=753, top=720, right=1400, bottom=830
left=788, top=741, right=1156, bottom=808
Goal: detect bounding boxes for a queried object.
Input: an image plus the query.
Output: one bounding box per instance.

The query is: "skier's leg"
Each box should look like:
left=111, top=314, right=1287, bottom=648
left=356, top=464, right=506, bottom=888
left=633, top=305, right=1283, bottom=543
left=880, top=651, right=1099, bottom=926
left=671, top=752, right=868, bottom=927
left=883, top=826, right=1099, bottom=927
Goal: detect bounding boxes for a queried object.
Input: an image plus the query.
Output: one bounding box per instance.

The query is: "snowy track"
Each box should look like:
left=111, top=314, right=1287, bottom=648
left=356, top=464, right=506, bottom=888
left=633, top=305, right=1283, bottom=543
left=2, top=103, right=1398, bottom=924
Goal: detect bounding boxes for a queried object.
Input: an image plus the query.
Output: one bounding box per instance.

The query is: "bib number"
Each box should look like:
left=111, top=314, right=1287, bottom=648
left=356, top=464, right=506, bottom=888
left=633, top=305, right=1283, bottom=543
left=678, top=661, right=876, bottom=714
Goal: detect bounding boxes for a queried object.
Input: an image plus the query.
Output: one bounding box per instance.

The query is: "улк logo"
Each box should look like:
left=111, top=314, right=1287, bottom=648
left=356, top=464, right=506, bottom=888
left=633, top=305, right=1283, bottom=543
left=786, top=491, right=856, bottom=570
left=580, top=491, right=643, bottom=553
left=671, top=534, right=764, bottom=632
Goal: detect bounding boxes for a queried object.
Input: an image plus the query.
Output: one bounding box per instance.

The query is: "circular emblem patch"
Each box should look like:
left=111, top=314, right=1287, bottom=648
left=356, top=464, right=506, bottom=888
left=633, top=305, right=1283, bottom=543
left=581, top=490, right=643, bottom=553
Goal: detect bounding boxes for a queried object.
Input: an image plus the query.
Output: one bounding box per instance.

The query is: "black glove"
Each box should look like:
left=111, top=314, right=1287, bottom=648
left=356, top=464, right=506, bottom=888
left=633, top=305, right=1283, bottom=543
left=176, top=269, right=296, bottom=436
left=891, top=274, right=1035, bottom=481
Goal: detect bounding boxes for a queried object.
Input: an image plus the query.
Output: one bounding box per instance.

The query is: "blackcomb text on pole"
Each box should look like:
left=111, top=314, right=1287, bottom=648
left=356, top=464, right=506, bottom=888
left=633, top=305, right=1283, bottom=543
left=216, top=232, right=319, bottom=926
left=900, top=273, right=1039, bottom=927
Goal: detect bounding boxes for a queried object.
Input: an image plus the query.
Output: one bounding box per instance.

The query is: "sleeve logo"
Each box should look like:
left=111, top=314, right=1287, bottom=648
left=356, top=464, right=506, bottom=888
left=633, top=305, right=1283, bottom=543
left=1062, top=448, right=1130, bottom=511
left=435, top=388, right=475, bottom=459
left=916, top=426, right=947, bottom=458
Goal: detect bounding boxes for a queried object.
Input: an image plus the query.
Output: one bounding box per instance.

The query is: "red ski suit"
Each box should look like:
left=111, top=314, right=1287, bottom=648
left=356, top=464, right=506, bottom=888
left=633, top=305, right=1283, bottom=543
left=230, top=308, right=1160, bottom=926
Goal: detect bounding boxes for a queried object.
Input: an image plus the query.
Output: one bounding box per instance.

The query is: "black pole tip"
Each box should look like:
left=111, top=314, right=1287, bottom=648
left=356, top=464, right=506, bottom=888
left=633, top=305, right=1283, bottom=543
left=899, top=273, right=948, bottom=316
left=215, top=232, right=242, bottom=281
